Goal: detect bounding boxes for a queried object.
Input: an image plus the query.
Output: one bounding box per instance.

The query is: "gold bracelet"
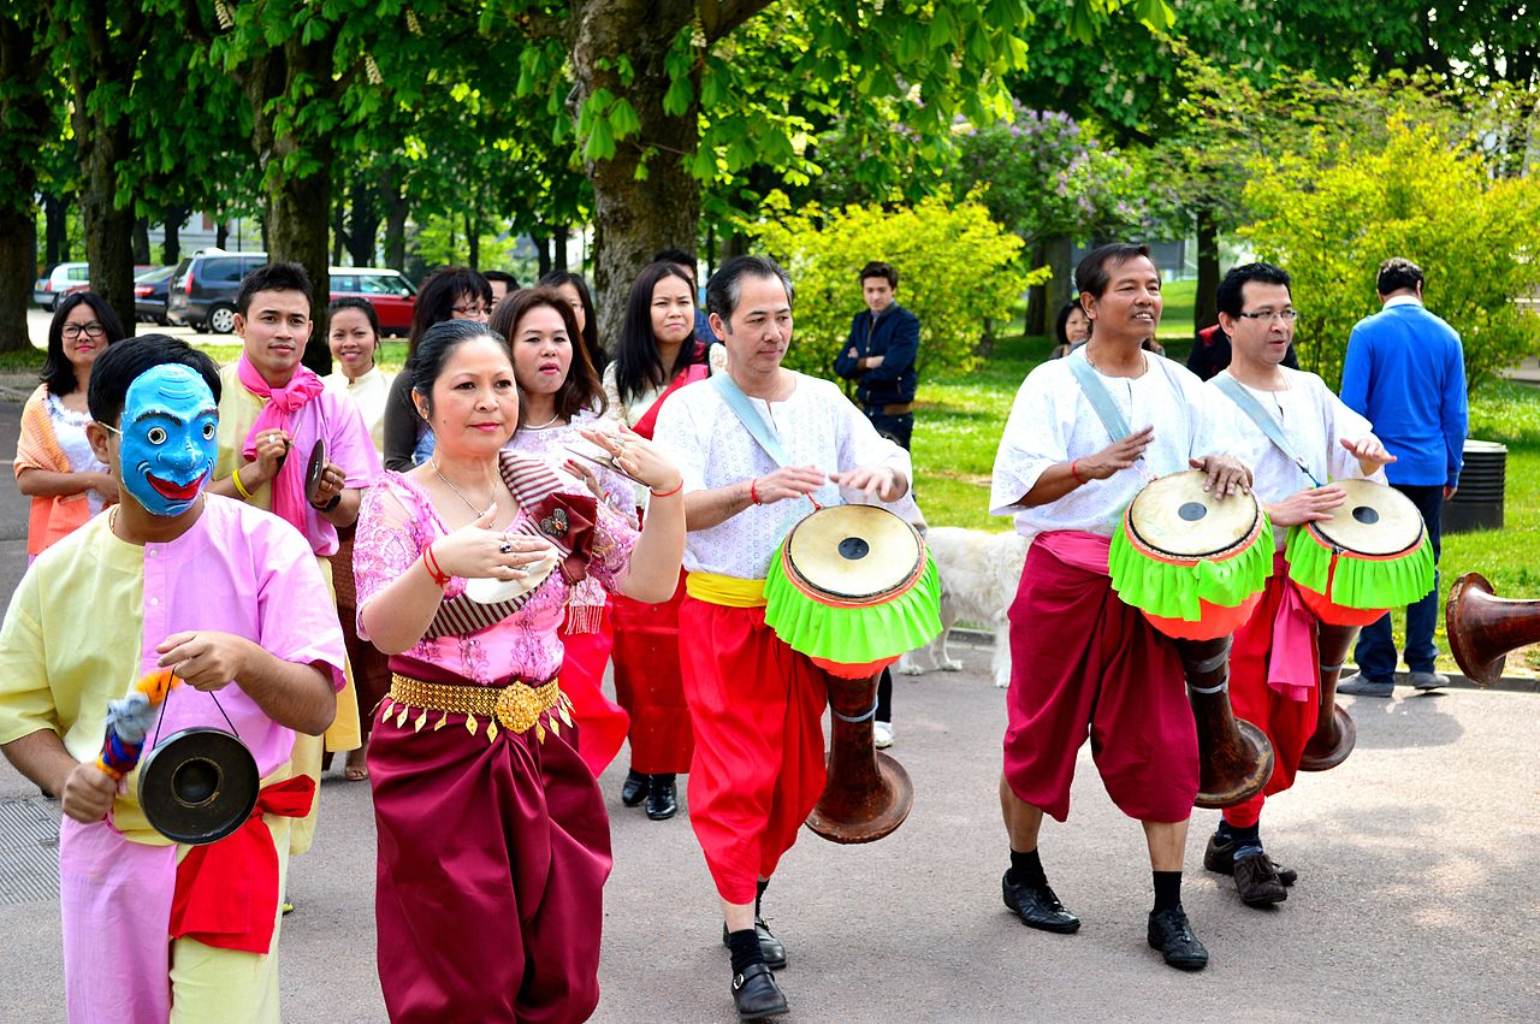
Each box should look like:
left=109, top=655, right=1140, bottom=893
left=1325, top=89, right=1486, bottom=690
left=232, top=467, right=254, bottom=501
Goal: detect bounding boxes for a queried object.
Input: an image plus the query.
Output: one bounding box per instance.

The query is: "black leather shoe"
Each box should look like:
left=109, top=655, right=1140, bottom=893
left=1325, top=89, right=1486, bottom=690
left=1233, top=853, right=1287, bottom=907
left=620, top=769, right=647, bottom=807
left=1204, top=833, right=1297, bottom=886
left=731, top=962, right=789, bottom=1020
left=1148, top=906, right=1209, bottom=971
left=722, top=920, right=788, bottom=970
left=645, top=774, right=678, bottom=820
left=1001, top=872, right=1080, bottom=933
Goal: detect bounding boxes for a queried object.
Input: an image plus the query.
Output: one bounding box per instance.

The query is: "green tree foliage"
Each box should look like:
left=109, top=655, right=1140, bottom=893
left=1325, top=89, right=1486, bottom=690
left=751, top=191, right=1045, bottom=378
left=1240, top=119, right=1540, bottom=391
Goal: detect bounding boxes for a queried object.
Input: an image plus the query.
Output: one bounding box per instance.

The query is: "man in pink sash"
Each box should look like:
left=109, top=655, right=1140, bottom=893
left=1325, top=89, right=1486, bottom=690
left=209, top=262, right=381, bottom=857
left=0, top=336, right=346, bottom=1022
left=1204, top=263, right=1392, bottom=907
left=989, top=243, right=1249, bottom=972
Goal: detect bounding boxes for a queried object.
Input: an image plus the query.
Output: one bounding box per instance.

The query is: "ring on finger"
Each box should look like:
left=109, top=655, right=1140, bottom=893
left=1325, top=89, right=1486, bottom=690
left=499, top=541, right=513, bottom=554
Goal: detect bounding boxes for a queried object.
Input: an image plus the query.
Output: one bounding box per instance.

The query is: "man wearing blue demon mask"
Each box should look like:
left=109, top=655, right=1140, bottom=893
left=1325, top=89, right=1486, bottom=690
left=0, top=335, right=347, bottom=1023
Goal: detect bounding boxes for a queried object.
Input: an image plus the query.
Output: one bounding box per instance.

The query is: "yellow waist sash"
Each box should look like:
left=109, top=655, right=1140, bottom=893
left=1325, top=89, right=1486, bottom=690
left=686, top=571, right=768, bottom=608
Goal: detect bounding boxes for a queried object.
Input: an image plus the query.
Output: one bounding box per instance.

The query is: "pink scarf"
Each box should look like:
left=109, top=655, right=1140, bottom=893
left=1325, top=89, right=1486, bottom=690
left=237, top=354, right=326, bottom=532
left=1266, top=553, right=1319, bottom=702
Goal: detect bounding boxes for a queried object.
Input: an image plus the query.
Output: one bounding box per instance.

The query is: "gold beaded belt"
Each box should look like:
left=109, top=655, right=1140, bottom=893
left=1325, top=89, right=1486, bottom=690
left=382, top=673, right=572, bottom=744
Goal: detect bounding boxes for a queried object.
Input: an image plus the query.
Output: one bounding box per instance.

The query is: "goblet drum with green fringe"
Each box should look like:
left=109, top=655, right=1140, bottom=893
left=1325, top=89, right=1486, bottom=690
left=1285, top=478, right=1435, bottom=627
left=763, top=504, right=941, bottom=844
left=1110, top=469, right=1274, bottom=641
left=1109, top=470, right=1277, bottom=808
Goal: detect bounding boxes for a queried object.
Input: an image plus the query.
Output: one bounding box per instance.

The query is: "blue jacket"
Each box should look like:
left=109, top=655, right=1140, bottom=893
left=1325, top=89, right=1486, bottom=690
left=833, top=303, right=920, bottom=407
left=1340, top=300, right=1468, bottom=487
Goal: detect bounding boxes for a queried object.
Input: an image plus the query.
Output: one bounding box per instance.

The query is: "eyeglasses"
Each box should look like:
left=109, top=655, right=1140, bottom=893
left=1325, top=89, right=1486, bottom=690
left=62, top=322, right=107, bottom=339
left=1236, top=309, right=1298, bottom=322
left=452, top=304, right=489, bottom=317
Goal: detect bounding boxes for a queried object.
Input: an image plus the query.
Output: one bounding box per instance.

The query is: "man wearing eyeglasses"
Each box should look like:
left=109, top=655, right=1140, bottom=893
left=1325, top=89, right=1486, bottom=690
left=1338, top=258, right=1468, bottom=697
left=1204, top=262, right=1394, bottom=907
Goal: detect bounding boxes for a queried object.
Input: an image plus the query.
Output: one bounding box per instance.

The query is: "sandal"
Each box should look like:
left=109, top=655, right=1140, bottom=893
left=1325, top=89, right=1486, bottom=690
left=344, top=753, right=369, bottom=782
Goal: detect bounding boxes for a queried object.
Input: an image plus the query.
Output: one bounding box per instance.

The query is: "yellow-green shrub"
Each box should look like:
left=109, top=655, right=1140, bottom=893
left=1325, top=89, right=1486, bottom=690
left=751, top=190, right=1043, bottom=378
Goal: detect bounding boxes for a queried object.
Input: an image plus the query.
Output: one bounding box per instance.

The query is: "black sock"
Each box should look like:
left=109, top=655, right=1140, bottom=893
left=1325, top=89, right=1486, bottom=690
left=727, top=928, right=764, bottom=975
left=1006, top=848, right=1047, bottom=888
left=1215, top=820, right=1235, bottom=842
left=1228, top=822, right=1262, bottom=856
left=755, top=879, right=768, bottom=920
left=1152, top=871, right=1182, bottom=913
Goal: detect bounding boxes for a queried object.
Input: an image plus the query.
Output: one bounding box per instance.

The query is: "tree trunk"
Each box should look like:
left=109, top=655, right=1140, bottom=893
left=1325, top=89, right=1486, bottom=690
left=331, top=190, right=345, bottom=265
left=132, top=218, right=150, bottom=265
left=465, top=213, right=480, bottom=271
left=161, top=206, right=186, bottom=265
left=266, top=169, right=332, bottom=374
left=347, top=174, right=381, bottom=267
left=44, top=193, right=69, bottom=267
left=0, top=203, right=36, bottom=353
left=533, top=233, right=552, bottom=278
left=382, top=169, right=407, bottom=271
left=1194, top=207, right=1220, bottom=335
left=1034, top=234, right=1074, bottom=340
left=572, top=0, right=703, bottom=343
left=553, top=225, right=569, bottom=272
left=215, top=216, right=229, bottom=250
left=79, top=129, right=137, bottom=332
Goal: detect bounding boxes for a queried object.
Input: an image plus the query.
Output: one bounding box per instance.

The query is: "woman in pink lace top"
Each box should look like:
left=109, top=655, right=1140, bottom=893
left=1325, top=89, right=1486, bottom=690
left=352, top=317, right=685, bottom=1024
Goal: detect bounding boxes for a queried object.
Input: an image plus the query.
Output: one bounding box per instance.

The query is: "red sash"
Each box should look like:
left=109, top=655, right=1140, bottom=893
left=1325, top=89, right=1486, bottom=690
left=168, top=775, right=316, bottom=953
left=632, top=355, right=710, bottom=439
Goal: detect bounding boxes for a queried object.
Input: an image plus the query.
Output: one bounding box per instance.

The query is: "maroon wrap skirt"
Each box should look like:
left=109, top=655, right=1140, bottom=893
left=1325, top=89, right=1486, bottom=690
left=368, top=657, right=611, bottom=1024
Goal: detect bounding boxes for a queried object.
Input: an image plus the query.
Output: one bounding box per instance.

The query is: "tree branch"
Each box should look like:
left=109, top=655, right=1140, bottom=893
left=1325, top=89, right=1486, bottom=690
left=699, top=0, right=775, bottom=45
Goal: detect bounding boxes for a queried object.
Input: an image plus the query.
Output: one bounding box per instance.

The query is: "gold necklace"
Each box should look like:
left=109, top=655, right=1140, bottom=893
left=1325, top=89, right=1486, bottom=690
left=432, top=459, right=498, bottom=516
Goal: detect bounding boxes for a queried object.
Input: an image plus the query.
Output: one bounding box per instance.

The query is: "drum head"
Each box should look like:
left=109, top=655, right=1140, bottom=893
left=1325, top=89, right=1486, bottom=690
left=137, top=728, right=259, bottom=846
left=304, top=439, right=327, bottom=505
left=784, top=505, right=922, bottom=601
left=464, top=547, right=559, bottom=604
left=1309, top=479, right=1424, bottom=556
left=1127, top=470, right=1260, bottom=559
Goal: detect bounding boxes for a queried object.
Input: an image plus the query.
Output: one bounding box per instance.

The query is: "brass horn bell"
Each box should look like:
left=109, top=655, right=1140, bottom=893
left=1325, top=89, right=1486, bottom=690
left=1446, top=572, right=1540, bottom=685
left=137, top=728, right=259, bottom=845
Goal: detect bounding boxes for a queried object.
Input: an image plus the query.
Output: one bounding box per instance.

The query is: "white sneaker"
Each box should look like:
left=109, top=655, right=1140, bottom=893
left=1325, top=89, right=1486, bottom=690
left=873, top=721, right=895, bottom=749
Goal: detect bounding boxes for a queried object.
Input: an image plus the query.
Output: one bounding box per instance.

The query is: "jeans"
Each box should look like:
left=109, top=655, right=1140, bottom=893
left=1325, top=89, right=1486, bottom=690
left=864, top=410, right=913, bottom=450
left=1354, top=483, right=1444, bottom=680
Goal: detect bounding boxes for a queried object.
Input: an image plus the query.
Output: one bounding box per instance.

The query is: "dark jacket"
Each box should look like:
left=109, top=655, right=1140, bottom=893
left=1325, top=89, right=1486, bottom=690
left=1187, top=323, right=1298, bottom=382
left=833, top=303, right=920, bottom=407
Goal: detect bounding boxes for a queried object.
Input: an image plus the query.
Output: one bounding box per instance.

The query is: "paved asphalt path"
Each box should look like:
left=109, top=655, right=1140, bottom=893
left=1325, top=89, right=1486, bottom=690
left=0, top=394, right=1537, bottom=1022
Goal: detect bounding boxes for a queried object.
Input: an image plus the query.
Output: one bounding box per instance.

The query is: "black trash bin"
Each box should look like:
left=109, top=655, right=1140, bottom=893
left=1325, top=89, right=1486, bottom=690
left=1442, top=439, right=1506, bottom=534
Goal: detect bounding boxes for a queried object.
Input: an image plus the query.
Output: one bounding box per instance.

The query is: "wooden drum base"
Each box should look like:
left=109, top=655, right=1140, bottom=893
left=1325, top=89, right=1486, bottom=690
left=806, top=752, right=913, bottom=844
left=1299, top=703, right=1357, bottom=772
left=1194, top=718, right=1275, bottom=809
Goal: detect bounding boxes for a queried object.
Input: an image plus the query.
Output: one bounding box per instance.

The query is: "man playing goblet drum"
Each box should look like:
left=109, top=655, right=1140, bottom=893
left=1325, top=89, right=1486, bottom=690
left=653, top=255, right=914, bottom=1021
left=989, top=243, right=1250, bottom=971
left=0, top=336, right=346, bottom=1023
left=1204, top=263, right=1392, bottom=906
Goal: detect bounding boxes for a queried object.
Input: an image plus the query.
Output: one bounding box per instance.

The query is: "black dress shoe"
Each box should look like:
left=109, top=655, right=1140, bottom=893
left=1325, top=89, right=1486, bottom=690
left=645, top=774, right=678, bottom=820
left=1148, top=906, right=1209, bottom=971
left=1203, top=833, right=1297, bottom=886
left=620, top=769, right=647, bottom=807
left=722, top=920, right=788, bottom=970
left=731, top=962, right=789, bottom=1020
left=1001, top=872, right=1080, bottom=933
left=1233, top=853, right=1287, bottom=907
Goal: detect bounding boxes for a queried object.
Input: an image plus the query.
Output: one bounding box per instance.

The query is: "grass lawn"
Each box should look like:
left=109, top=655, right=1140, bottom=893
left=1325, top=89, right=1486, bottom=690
left=913, top=344, right=1540, bottom=676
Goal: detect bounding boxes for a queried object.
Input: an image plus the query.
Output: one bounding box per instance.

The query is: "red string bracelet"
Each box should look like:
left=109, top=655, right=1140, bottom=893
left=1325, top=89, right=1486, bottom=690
left=650, top=479, right=684, bottom=499
left=749, top=478, right=761, bottom=505
left=1069, top=460, right=1086, bottom=485
left=422, top=543, right=450, bottom=587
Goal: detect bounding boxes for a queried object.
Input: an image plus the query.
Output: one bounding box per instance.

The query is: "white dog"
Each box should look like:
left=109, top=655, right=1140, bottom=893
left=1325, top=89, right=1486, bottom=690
left=900, top=527, right=1029, bottom=688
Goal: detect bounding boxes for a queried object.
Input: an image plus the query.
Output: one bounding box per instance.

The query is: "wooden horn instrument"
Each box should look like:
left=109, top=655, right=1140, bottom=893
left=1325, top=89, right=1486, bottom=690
left=1176, top=636, right=1276, bottom=809
left=805, top=670, right=914, bottom=844
left=1299, top=623, right=1359, bottom=772
left=1446, top=572, right=1540, bottom=686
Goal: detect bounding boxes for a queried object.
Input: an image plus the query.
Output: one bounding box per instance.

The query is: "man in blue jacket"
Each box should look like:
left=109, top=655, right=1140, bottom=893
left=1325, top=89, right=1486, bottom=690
left=1338, top=258, right=1468, bottom=697
left=834, top=261, right=921, bottom=449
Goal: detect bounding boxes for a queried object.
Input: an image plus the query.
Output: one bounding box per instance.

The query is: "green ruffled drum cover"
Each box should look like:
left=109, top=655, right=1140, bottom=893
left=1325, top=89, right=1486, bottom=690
left=762, top=505, right=942, bottom=676
left=1284, top=525, right=1435, bottom=611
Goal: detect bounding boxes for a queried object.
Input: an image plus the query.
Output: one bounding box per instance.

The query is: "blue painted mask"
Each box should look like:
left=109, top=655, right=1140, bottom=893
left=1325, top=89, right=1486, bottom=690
left=116, top=365, right=219, bottom=517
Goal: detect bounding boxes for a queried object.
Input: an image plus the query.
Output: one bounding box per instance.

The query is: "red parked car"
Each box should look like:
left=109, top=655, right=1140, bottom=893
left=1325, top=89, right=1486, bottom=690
left=330, top=267, right=417, bottom=336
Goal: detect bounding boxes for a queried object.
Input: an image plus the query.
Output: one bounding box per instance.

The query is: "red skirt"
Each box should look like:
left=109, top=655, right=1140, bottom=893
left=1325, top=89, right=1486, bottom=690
left=368, top=657, right=610, bottom=1024
left=1003, top=532, right=1200, bottom=824
left=1222, top=570, right=1319, bottom=828
left=678, top=597, right=827, bottom=905
left=558, top=604, right=630, bottom=777
left=610, top=573, right=695, bottom=773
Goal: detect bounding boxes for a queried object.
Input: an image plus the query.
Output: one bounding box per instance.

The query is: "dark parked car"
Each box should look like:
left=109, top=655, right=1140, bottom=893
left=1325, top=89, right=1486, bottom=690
left=133, top=265, right=177, bottom=325
left=167, top=249, right=268, bottom=333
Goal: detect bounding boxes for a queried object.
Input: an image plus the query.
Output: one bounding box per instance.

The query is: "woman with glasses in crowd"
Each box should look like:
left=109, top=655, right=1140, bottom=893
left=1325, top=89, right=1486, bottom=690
left=15, top=292, right=127, bottom=559
left=382, top=267, right=493, bottom=472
